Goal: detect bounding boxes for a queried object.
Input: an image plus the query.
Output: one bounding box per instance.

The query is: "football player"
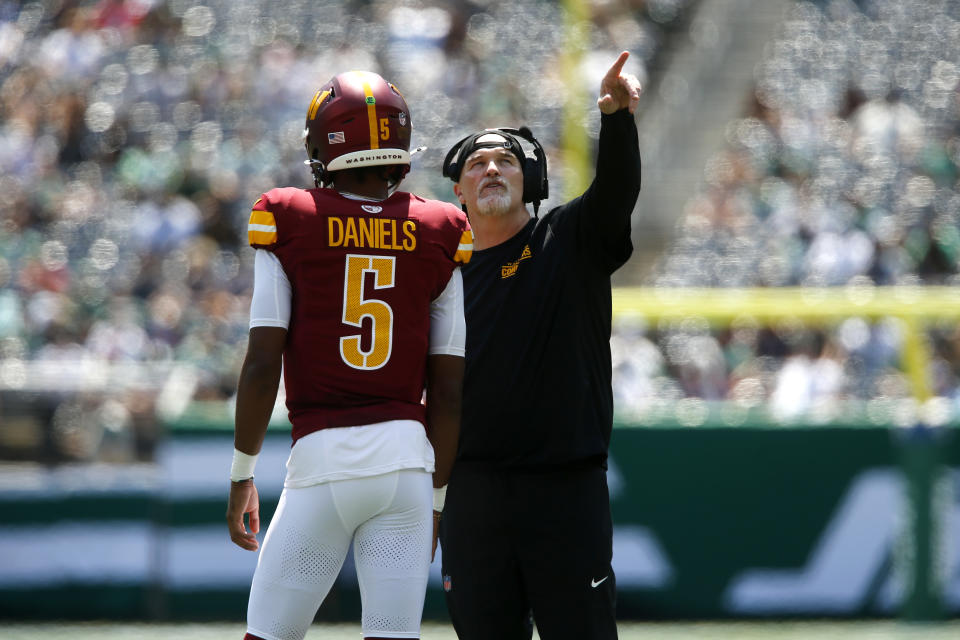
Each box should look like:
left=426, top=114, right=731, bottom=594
left=225, top=70, right=472, bottom=640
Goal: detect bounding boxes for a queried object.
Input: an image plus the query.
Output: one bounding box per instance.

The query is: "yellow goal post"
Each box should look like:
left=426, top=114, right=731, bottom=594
left=611, top=286, right=960, bottom=404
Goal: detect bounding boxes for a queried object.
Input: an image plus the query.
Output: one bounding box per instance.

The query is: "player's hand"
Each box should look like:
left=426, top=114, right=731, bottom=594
left=431, top=510, right=442, bottom=562
left=598, top=51, right=642, bottom=115
left=227, top=479, right=260, bottom=551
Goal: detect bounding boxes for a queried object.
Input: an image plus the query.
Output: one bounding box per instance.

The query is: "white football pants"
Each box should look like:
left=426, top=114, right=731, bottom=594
left=246, top=469, right=433, bottom=640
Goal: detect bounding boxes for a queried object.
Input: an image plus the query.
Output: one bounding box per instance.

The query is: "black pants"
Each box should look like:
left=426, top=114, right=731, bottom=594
left=440, top=464, right=617, bottom=640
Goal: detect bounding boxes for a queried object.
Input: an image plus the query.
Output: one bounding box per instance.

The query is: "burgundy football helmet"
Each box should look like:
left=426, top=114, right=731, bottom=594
left=303, top=71, right=412, bottom=187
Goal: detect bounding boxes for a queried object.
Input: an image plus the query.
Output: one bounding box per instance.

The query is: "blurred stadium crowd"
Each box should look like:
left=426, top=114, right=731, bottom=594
left=616, top=0, right=960, bottom=426
left=0, top=0, right=958, bottom=463
left=0, top=0, right=688, bottom=461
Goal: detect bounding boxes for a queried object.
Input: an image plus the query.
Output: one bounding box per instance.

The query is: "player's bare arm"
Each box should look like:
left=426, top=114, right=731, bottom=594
left=425, top=353, right=464, bottom=558
left=227, top=326, right=286, bottom=551
left=597, top=51, right=643, bottom=115
left=426, top=354, right=464, bottom=489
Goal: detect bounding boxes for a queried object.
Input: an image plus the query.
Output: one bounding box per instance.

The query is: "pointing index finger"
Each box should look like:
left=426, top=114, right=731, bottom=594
left=605, top=51, right=630, bottom=79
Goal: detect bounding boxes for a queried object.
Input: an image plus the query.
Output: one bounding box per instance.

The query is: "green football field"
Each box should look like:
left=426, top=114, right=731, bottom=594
left=5, top=621, right=960, bottom=639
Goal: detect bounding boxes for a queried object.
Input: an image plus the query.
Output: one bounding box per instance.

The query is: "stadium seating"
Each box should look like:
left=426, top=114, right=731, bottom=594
left=0, top=0, right=695, bottom=462
left=616, top=0, right=960, bottom=422
left=2, top=0, right=959, bottom=462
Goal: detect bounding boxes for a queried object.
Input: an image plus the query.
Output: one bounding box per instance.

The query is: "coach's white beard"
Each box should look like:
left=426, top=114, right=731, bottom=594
left=475, top=182, right=513, bottom=217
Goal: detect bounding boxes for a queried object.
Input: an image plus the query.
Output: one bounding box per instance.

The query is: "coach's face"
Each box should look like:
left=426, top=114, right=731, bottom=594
left=455, top=137, right=525, bottom=218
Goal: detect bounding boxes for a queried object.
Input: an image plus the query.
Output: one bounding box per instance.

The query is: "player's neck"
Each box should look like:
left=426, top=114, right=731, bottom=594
left=332, top=174, right=389, bottom=201
left=470, top=208, right=530, bottom=250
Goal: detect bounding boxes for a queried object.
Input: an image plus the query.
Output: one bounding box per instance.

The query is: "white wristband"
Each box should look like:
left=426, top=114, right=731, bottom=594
left=231, top=448, right=258, bottom=482
left=433, top=485, right=447, bottom=512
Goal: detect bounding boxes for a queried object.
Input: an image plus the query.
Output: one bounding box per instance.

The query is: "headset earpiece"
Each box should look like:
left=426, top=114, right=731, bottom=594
left=501, top=126, right=548, bottom=209
left=523, top=158, right=541, bottom=204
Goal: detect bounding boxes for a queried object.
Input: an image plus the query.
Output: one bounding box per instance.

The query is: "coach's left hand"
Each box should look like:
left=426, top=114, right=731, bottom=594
left=598, top=51, right=643, bottom=114
left=431, top=510, right=442, bottom=561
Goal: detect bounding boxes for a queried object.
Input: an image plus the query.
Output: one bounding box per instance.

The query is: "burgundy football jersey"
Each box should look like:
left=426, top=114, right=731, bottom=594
left=248, top=187, right=472, bottom=443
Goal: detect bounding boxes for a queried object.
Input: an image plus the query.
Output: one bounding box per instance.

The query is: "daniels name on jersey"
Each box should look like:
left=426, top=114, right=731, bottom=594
left=327, top=215, right=418, bottom=252
left=247, top=186, right=471, bottom=443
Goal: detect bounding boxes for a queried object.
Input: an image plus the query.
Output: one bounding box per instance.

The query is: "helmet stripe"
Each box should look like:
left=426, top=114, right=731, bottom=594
left=359, top=78, right=380, bottom=150
left=308, top=89, right=330, bottom=120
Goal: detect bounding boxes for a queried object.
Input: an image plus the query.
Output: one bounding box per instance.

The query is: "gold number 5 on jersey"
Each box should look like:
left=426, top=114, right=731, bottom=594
left=340, top=254, right=396, bottom=370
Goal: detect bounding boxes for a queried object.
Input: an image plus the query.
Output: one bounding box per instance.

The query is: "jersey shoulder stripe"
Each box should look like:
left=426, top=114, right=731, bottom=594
left=248, top=208, right=277, bottom=247
left=455, top=229, right=473, bottom=264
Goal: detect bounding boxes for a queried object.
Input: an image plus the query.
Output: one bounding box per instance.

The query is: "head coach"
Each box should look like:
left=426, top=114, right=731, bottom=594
left=437, top=52, right=643, bottom=639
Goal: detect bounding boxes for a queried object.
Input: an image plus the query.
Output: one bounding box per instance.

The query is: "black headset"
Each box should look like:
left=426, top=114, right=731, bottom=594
left=442, top=126, right=549, bottom=215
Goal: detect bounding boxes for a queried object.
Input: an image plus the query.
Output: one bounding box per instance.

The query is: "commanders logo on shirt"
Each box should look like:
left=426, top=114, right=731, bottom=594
left=501, top=245, right=532, bottom=278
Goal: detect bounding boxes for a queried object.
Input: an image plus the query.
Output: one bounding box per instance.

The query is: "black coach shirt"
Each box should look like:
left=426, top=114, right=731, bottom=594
left=459, top=109, right=641, bottom=469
